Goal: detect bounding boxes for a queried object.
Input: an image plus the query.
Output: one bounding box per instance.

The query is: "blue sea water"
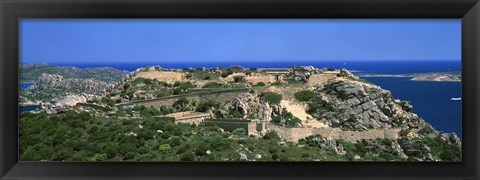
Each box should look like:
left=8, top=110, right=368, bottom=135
left=362, top=77, right=461, bottom=138
left=19, top=83, right=40, bottom=113
left=22, top=60, right=462, bottom=137
left=50, top=60, right=461, bottom=74
left=19, top=83, right=34, bottom=90
left=19, top=105, right=40, bottom=112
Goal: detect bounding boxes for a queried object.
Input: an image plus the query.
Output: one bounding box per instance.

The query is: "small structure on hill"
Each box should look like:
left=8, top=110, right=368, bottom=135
left=132, top=111, right=141, bottom=118
left=154, top=111, right=211, bottom=125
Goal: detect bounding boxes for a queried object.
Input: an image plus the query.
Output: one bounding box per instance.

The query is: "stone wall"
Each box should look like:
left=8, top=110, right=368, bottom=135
left=154, top=115, right=209, bottom=125
left=269, top=125, right=400, bottom=142
left=305, top=74, right=337, bottom=88
left=202, top=119, right=258, bottom=135
left=117, top=87, right=267, bottom=109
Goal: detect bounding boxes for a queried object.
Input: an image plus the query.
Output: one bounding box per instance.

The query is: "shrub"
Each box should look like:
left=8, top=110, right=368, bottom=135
left=100, top=97, right=115, bottom=107
left=260, top=92, right=282, bottom=104
left=195, top=100, right=220, bottom=112
left=132, top=78, right=154, bottom=85
left=337, top=90, right=349, bottom=100
left=254, top=82, right=266, bottom=87
left=271, top=82, right=283, bottom=86
left=180, top=153, right=195, bottom=161
left=232, top=128, right=247, bottom=136
left=202, top=82, right=224, bottom=89
left=263, top=131, right=281, bottom=141
left=272, top=108, right=302, bottom=128
left=159, top=144, right=172, bottom=152
left=294, top=90, right=318, bottom=102
left=221, top=72, right=229, bottom=78
left=173, top=97, right=190, bottom=109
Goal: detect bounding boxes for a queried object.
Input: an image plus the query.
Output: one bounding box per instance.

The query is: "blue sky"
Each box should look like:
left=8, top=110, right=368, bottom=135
left=20, top=19, right=461, bottom=64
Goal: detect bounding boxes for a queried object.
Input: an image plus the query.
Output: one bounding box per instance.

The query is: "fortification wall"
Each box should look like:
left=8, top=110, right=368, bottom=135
left=269, top=125, right=400, bottom=142
left=117, top=87, right=267, bottom=109
left=202, top=119, right=258, bottom=135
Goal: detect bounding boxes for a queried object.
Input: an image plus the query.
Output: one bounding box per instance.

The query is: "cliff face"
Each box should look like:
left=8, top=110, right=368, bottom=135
left=311, top=79, right=419, bottom=131
left=304, top=73, right=461, bottom=161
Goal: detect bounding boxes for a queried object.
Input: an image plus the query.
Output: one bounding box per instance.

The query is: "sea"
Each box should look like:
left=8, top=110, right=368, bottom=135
left=20, top=60, right=462, bottom=137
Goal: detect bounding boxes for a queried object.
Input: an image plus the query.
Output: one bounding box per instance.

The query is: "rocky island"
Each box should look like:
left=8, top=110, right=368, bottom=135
left=19, top=64, right=461, bottom=162
left=359, top=71, right=461, bottom=82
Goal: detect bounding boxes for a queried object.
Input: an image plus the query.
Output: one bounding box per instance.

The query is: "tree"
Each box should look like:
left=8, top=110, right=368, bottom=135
left=195, top=100, right=220, bottom=112
left=173, top=97, right=190, bottom=110
left=221, top=72, right=229, bottom=78
left=294, top=90, right=318, bottom=102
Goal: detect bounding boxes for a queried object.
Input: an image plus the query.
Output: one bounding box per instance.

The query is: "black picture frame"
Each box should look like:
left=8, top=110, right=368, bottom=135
left=1, top=0, right=479, bottom=179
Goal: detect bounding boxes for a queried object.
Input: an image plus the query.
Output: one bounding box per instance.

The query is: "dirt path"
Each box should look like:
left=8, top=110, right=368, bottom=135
left=280, top=99, right=328, bottom=128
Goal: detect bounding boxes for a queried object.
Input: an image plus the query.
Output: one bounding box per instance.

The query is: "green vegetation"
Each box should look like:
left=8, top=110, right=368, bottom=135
left=336, top=90, right=350, bottom=100
left=173, top=81, right=195, bottom=89
left=19, top=63, right=128, bottom=84
left=100, top=97, right=116, bottom=107
left=173, top=97, right=190, bottom=111
left=20, top=111, right=345, bottom=161
left=202, top=82, right=226, bottom=89
left=294, top=90, right=318, bottom=102
left=271, top=82, right=284, bottom=86
left=186, top=69, right=220, bottom=80
left=254, top=82, right=266, bottom=87
left=195, top=100, right=221, bottom=112
left=416, top=137, right=461, bottom=161
left=260, top=92, right=282, bottom=104
left=307, top=99, right=340, bottom=114
left=272, top=108, right=302, bottom=128
left=221, top=72, right=229, bottom=78
left=131, top=78, right=155, bottom=86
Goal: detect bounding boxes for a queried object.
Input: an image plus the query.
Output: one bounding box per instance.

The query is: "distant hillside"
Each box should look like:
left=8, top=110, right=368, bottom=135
left=20, top=73, right=111, bottom=103
left=20, top=63, right=129, bottom=84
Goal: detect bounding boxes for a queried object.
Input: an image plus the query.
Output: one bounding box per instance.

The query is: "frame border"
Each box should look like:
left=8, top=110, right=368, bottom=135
left=1, top=0, right=479, bottom=179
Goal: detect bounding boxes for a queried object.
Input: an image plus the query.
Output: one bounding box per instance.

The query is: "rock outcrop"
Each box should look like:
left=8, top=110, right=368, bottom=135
left=20, top=63, right=128, bottom=84
left=311, top=79, right=421, bottom=131
left=52, top=94, right=88, bottom=107
left=258, top=102, right=273, bottom=122
left=304, top=70, right=461, bottom=161
left=22, top=73, right=111, bottom=102
left=31, top=73, right=109, bottom=94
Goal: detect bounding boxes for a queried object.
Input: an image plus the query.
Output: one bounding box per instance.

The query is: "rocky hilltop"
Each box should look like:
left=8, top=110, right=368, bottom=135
left=20, top=63, right=129, bottom=83
left=20, top=73, right=112, bottom=103
left=312, top=79, right=417, bottom=130
left=19, top=65, right=461, bottom=161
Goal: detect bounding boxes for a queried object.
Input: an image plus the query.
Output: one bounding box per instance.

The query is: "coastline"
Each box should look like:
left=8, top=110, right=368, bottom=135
left=358, top=71, right=461, bottom=82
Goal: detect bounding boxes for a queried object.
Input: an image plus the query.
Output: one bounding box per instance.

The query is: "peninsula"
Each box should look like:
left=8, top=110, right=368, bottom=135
left=18, top=64, right=461, bottom=162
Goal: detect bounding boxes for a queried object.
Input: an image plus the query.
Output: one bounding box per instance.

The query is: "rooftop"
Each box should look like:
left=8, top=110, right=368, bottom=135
left=162, top=111, right=210, bottom=118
